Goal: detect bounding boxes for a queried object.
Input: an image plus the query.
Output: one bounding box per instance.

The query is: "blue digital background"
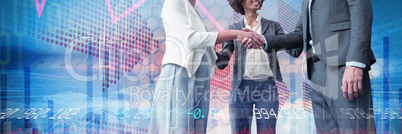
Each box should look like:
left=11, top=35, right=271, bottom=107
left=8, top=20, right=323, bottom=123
left=0, top=0, right=401, bottom=133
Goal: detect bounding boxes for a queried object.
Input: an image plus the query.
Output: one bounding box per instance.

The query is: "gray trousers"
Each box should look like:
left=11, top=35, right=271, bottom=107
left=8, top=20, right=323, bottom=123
left=149, top=53, right=211, bottom=134
left=229, top=79, right=279, bottom=134
left=310, top=60, right=376, bottom=133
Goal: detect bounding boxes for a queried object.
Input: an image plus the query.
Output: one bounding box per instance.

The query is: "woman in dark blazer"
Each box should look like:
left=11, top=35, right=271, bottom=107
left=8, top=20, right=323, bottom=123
left=216, top=0, right=302, bottom=133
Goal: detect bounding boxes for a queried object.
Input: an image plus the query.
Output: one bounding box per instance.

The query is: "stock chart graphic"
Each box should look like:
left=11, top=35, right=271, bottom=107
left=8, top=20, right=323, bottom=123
left=0, top=0, right=401, bottom=133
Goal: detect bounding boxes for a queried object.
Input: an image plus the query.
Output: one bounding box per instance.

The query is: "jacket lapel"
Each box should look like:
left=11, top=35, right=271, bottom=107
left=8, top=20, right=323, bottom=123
left=234, top=18, right=247, bottom=74
left=235, top=17, right=246, bottom=59
left=236, top=19, right=246, bottom=61
left=261, top=18, right=276, bottom=68
left=260, top=18, right=271, bottom=35
left=236, top=18, right=245, bottom=30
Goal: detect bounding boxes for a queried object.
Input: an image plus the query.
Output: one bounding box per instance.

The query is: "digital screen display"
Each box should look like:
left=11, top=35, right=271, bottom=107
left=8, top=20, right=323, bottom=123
left=0, top=0, right=401, bottom=133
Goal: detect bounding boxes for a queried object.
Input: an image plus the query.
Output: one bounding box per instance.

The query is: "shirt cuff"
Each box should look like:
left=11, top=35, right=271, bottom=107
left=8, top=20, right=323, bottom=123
left=346, top=61, right=366, bottom=69
left=263, top=36, right=268, bottom=51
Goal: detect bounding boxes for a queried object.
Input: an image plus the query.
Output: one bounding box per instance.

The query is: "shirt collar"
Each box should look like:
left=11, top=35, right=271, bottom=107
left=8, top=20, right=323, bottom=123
left=244, top=14, right=262, bottom=26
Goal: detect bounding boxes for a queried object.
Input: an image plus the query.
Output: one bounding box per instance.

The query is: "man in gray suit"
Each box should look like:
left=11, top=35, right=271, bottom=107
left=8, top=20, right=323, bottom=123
left=241, top=0, right=376, bottom=133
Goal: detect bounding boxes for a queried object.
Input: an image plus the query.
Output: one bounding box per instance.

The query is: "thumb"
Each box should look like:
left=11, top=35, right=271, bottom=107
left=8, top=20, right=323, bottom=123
left=242, top=28, right=251, bottom=32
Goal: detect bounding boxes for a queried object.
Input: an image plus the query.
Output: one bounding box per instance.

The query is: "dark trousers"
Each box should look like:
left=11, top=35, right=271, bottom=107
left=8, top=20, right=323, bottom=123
left=310, top=60, right=376, bottom=134
left=229, top=79, right=279, bottom=134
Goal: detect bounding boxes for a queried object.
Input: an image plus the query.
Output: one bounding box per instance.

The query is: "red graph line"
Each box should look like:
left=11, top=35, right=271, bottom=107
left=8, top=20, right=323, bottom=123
left=105, top=0, right=147, bottom=24
left=195, top=1, right=225, bottom=31
left=35, top=0, right=47, bottom=18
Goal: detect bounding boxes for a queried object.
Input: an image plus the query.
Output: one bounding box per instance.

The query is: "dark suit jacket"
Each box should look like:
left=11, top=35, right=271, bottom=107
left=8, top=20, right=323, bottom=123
left=216, top=17, right=303, bottom=88
left=262, top=0, right=376, bottom=80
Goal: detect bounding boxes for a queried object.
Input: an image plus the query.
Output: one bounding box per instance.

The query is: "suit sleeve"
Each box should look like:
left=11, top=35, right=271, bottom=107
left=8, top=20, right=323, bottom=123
left=345, top=0, right=373, bottom=66
left=273, top=22, right=304, bottom=58
left=263, top=17, right=304, bottom=53
left=161, top=0, right=218, bottom=49
left=216, top=24, right=235, bottom=70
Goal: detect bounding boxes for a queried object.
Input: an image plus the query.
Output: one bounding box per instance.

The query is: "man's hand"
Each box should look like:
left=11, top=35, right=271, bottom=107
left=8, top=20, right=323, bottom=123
left=215, top=52, right=230, bottom=70
left=241, top=38, right=261, bottom=49
left=236, top=28, right=265, bottom=49
left=341, top=66, right=364, bottom=101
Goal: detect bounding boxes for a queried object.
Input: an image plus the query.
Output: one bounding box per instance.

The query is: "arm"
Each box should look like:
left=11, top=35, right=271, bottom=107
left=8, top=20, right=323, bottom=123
left=263, top=17, right=304, bottom=53
left=162, top=0, right=263, bottom=49
left=342, top=0, right=373, bottom=101
left=271, top=22, right=304, bottom=58
left=216, top=30, right=254, bottom=45
left=345, top=0, right=373, bottom=66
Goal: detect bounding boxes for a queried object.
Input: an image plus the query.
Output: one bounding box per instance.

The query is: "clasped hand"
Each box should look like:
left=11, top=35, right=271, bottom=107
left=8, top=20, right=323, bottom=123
left=237, top=28, right=266, bottom=49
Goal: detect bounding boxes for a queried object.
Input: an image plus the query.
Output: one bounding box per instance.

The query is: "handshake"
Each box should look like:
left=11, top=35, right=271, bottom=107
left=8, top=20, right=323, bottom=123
left=236, top=28, right=266, bottom=49
left=215, top=28, right=266, bottom=70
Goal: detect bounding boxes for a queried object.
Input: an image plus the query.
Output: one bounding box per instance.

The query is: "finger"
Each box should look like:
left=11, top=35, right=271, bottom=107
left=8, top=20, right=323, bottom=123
left=251, top=33, right=264, bottom=47
left=252, top=44, right=258, bottom=49
left=249, top=36, right=262, bottom=48
left=348, top=81, right=354, bottom=101
left=254, top=38, right=264, bottom=48
left=254, top=44, right=262, bottom=49
left=342, top=81, right=348, bottom=100
left=353, top=80, right=358, bottom=98
left=245, top=39, right=250, bottom=48
left=246, top=39, right=253, bottom=48
left=249, top=43, right=254, bottom=49
left=254, top=33, right=265, bottom=44
left=258, top=36, right=266, bottom=46
left=358, top=79, right=363, bottom=94
left=254, top=44, right=260, bottom=49
left=242, top=28, right=251, bottom=32
left=257, top=36, right=266, bottom=47
left=241, top=38, right=248, bottom=45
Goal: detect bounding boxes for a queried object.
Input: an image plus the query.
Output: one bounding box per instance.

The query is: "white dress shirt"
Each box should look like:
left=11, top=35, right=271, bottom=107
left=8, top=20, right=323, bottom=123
left=161, top=0, right=218, bottom=77
left=243, top=14, right=274, bottom=80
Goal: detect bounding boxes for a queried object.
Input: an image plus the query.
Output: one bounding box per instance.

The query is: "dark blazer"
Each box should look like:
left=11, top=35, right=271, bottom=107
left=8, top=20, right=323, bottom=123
left=262, top=0, right=376, bottom=80
left=216, top=17, right=303, bottom=88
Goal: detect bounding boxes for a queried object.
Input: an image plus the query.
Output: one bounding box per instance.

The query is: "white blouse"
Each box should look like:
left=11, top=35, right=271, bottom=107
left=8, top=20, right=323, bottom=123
left=160, top=0, right=218, bottom=77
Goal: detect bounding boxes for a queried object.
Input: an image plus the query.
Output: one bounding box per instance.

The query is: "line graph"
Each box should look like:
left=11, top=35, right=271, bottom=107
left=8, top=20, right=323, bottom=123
left=105, top=0, right=147, bottom=24
left=195, top=0, right=225, bottom=32
left=34, top=0, right=47, bottom=18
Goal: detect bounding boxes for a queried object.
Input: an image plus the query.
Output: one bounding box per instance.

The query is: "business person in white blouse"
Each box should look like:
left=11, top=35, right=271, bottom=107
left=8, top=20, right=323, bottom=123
left=148, top=0, right=267, bottom=133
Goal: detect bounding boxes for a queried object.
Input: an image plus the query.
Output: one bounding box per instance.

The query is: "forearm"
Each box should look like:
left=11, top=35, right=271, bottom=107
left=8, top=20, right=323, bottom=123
left=263, top=18, right=304, bottom=52
left=264, top=33, right=303, bottom=52
left=273, top=22, right=303, bottom=58
left=215, top=30, right=240, bottom=44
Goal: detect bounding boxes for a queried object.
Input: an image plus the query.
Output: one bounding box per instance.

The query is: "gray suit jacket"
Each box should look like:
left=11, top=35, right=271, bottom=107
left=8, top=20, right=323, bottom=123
left=262, top=0, right=376, bottom=80
left=216, top=18, right=303, bottom=88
